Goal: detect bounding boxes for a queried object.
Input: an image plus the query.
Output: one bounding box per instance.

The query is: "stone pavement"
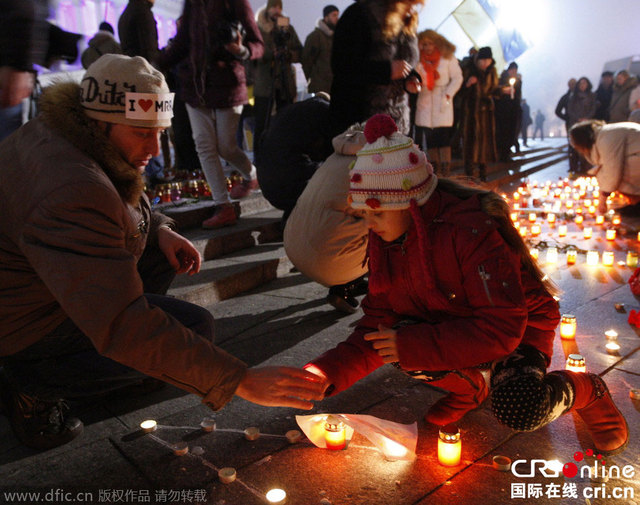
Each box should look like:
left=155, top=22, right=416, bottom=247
left=1, top=139, right=639, bottom=505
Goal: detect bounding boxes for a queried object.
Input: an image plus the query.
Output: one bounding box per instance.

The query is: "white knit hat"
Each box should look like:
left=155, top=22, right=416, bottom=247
left=80, top=54, right=174, bottom=128
left=348, top=114, right=437, bottom=210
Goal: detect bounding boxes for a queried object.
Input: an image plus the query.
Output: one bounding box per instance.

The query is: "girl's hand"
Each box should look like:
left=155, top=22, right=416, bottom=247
left=364, top=324, right=399, bottom=364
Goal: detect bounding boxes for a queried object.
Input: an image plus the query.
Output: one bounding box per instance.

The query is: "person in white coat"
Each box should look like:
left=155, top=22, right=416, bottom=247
left=413, top=29, right=463, bottom=175
left=570, top=119, right=640, bottom=216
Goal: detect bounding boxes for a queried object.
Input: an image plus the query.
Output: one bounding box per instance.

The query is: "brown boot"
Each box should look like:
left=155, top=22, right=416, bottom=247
left=565, top=371, right=628, bottom=455
left=202, top=203, right=237, bottom=229
left=424, top=368, right=489, bottom=425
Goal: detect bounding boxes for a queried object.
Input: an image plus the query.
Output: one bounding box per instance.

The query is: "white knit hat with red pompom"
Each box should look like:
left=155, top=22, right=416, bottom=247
left=348, top=114, right=437, bottom=210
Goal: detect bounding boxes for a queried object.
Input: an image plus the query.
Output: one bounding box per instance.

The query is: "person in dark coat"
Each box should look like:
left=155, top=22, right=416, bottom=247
left=305, top=113, right=628, bottom=456
left=460, top=46, right=500, bottom=181
left=302, top=5, right=339, bottom=94
left=81, top=22, right=122, bottom=69
left=520, top=99, right=532, bottom=146
left=595, top=71, right=614, bottom=121
left=159, top=0, right=264, bottom=229
left=118, top=0, right=159, bottom=64
left=495, top=61, right=522, bottom=160
left=329, top=0, right=423, bottom=136
left=256, top=94, right=333, bottom=224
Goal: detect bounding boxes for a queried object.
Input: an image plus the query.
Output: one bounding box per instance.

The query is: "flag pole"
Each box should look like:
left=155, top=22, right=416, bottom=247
left=435, top=0, right=465, bottom=31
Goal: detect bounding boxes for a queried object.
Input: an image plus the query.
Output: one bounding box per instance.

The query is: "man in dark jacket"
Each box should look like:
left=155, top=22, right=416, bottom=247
left=595, top=71, right=614, bottom=121
left=302, top=5, right=339, bottom=94
left=118, top=0, right=159, bottom=64
left=0, top=54, right=325, bottom=451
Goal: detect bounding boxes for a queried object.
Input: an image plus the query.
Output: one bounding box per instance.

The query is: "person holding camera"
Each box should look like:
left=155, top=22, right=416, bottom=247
left=253, top=0, right=303, bottom=159
left=159, top=0, right=265, bottom=229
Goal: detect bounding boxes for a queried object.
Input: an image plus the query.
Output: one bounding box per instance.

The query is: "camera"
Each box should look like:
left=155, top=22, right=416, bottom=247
left=214, top=19, right=243, bottom=46
left=273, top=16, right=291, bottom=49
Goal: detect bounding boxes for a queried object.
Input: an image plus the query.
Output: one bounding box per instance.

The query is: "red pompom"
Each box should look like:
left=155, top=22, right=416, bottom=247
left=350, top=173, right=362, bottom=183
left=365, top=197, right=381, bottom=209
left=364, top=114, right=398, bottom=144
left=409, top=151, right=419, bottom=164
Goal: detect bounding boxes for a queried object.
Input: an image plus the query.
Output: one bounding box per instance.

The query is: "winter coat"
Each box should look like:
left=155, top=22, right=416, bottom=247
left=555, top=90, right=570, bottom=125
left=302, top=19, right=334, bottom=94
left=283, top=129, right=369, bottom=287
left=329, top=0, right=419, bottom=135
left=257, top=96, right=333, bottom=213
left=118, top=0, right=158, bottom=63
left=586, top=122, right=640, bottom=199
left=609, top=76, right=639, bottom=123
left=0, top=82, right=247, bottom=410
left=308, top=189, right=559, bottom=395
left=81, top=30, right=122, bottom=69
left=253, top=6, right=302, bottom=99
left=158, top=0, right=264, bottom=109
left=567, top=90, right=596, bottom=128
left=414, top=55, right=463, bottom=128
left=460, top=57, right=500, bottom=164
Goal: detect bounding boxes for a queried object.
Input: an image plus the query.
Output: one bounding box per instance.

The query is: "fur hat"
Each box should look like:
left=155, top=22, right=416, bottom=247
left=80, top=54, right=174, bottom=128
left=348, top=114, right=437, bottom=210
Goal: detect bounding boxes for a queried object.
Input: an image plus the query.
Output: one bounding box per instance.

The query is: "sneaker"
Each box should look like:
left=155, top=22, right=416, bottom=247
left=229, top=178, right=259, bottom=200
left=0, top=372, right=83, bottom=450
left=202, top=203, right=237, bottom=229
left=327, top=284, right=359, bottom=314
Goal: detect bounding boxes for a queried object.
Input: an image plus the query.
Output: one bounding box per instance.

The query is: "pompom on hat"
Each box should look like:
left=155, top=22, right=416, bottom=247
left=80, top=54, right=174, bottom=128
left=349, top=114, right=437, bottom=210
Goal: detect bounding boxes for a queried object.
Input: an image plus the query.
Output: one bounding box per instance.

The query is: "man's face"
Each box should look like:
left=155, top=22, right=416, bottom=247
left=106, top=123, right=163, bottom=172
left=324, top=10, right=339, bottom=28
left=616, top=73, right=627, bottom=86
left=267, top=5, right=282, bottom=22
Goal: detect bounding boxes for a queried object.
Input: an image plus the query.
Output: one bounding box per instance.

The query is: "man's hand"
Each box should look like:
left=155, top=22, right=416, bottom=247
left=235, top=366, right=328, bottom=409
left=157, top=227, right=201, bottom=275
left=0, top=67, right=34, bottom=108
left=364, top=324, right=399, bottom=364
left=224, top=31, right=245, bottom=57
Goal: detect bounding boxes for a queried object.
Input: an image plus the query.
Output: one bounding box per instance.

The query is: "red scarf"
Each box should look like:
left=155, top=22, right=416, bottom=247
left=420, top=49, right=440, bottom=91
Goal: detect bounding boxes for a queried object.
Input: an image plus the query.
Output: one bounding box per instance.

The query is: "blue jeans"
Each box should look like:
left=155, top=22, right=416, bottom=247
left=0, top=104, right=24, bottom=142
left=1, top=294, right=215, bottom=401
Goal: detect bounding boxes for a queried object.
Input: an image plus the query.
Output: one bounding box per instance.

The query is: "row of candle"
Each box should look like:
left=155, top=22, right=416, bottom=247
left=559, top=316, right=622, bottom=353
left=530, top=247, right=638, bottom=267
left=518, top=223, right=621, bottom=240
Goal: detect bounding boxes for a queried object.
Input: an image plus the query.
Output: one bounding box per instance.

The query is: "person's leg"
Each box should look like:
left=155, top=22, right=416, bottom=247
left=491, top=345, right=628, bottom=454
left=253, top=96, right=271, bottom=160
left=0, top=103, right=24, bottom=142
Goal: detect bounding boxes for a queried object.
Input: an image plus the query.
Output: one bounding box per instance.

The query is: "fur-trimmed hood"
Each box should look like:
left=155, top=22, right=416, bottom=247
left=316, top=18, right=334, bottom=37
left=38, top=81, right=144, bottom=205
left=255, top=5, right=289, bottom=33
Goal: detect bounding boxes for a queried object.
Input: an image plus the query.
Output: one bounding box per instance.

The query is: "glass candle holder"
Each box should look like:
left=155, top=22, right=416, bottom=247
left=528, top=212, right=537, bottom=223
left=529, top=248, right=539, bottom=260
left=612, top=215, right=621, bottom=226
left=531, top=224, right=542, bottom=236
left=566, top=354, right=586, bottom=373
left=595, top=215, right=605, bottom=225
left=586, top=250, right=599, bottom=266
left=547, top=213, right=556, bottom=224
left=575, top=215, right=584, bottom=225
left=519, top=226, right=528, bottom=237
left=583, top=227, right=593, bottom=239
left=626, top=251, right=638, bottom=268
left=510, top=212, right=519, bottom=222
left=566, top=248, right=577, bottom=265
left=438, top=425, right=461, bottom=467
left=606, top=229, right=616, bottom=241
left=546, top=247, right=558, bottom=264
left=560, top=314, right=577, bottom=339
left=324, top=415, right=346, bottom=450
left=602, top=251, right=615, bottom=266
left=558, top=225, right=568, bottom=237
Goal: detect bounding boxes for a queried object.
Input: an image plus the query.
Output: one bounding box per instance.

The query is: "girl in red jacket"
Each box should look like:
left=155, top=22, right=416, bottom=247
left=306, top=114, right=628, bottom=454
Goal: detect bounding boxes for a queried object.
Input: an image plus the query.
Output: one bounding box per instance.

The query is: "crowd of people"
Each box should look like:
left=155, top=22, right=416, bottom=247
left=0, top=0, right=630, bottom=462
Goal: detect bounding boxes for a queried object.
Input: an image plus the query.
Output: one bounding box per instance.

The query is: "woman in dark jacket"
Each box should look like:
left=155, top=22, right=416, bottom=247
left=567, top=76, right=596, bottom=174
left=159, top=0, right=264, bottom=229
left=329, top=0, right=422, bottom=136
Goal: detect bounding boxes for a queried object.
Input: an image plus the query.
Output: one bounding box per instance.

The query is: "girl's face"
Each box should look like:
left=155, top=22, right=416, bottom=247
left=363, top=208, right=412, bottom=242
left=578, top=79, right=588, bottom=91
left=419, top=38, right=435, bottom=55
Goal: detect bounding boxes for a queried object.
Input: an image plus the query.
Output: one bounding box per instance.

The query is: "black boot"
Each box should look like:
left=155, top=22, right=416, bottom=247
left=327, top=283, right=360, bottom=314
left=0, top=371, right=83, bottom=450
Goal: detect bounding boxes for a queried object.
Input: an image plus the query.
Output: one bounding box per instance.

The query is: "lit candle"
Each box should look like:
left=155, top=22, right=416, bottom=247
left=576, top=207, right=584, bottom=214
left=566, top=248, right=577, bottom=265
left=558, top=225, right=568, bottom=237
left=606, top=229, right=616, bottom=241
left=605, top=329, right=618, bottom=341
left=586, top=250, right=599, bottom=266
left=513, top=202, right=520, bottom=210
left=627, top=251, right=638, bottom=268
left=547, top=212, right=556, bottom=224
left=513, top=191, right=520, bottom=200
left=530, top=248, right=539, bottom=260
left=637, top=231, right=640, bottom=242
left=519, top=226, right=528, bottom=237
left=509, top=77, right=516, bottom=99
left=584, top=199, right=592, bottom=207
left=510, top=212, right=519, bottom=222
left=560, top=314, right=577, bottom=339
left=602, top=251, right=615, bottom=266
left=565, top=200, right=574, bottom=209
left=583, top=227, right=593, bottom=239
left=324, top=415, right=346, bottom=450
left=266, top=489, right=287, bottom=504
left=596, top=215, right=605, bottom=225
left=531, top=223, right=541, bottom=236
left=438, top=424, right=461, bottom=467
left=575, top=215, right=584, bottom=225
left=546, top=247, right=558, bottom=264
left=140, top=420, right=157, bottom=433
left=566, top=354, right=586, bottom=373
left=528, top=212, right=537, bottom=223
left=612, top=215, right=621, bottom=226
left=606, top=341, right=621, bottom=354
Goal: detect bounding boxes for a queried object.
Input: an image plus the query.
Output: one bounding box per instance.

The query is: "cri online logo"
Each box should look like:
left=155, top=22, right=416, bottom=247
left=511, top=449, right=635, bottom=479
